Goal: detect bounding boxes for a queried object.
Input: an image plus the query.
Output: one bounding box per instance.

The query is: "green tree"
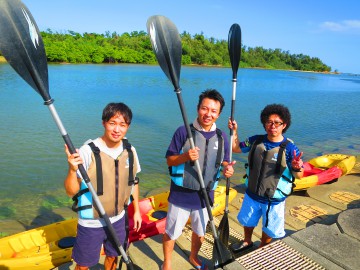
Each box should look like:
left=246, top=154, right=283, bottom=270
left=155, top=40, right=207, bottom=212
left=38, top=29, right=331, bottom=72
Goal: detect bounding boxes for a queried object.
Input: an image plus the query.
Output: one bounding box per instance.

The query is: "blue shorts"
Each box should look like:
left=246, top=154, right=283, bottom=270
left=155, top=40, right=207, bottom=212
left=237, top=193, right=286, bottom=239
left=72, top=216, right=127, bottom=267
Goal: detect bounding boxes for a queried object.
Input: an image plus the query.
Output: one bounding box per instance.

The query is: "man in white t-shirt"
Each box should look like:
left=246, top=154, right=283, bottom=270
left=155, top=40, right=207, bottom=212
left=64, top=102, right=141, bottom=270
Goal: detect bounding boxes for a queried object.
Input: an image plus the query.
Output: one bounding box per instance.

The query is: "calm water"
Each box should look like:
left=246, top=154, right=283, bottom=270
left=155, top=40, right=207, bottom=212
left=0, top=63, right=359, bottom=226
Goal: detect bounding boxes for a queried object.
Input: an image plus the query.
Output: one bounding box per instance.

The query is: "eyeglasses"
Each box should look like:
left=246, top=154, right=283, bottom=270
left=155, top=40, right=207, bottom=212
left=265, top=120, right=283, bottom=127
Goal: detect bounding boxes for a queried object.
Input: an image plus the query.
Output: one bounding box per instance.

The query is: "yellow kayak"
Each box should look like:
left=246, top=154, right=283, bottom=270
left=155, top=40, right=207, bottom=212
left=0, top=185, right=237, bottom=269
left=294, top=154, right=356, bottom=191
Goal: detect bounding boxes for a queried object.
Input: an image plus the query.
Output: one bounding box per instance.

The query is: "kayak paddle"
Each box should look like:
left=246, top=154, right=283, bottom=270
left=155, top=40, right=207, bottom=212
left=0, top=0, right=140, bottom=269
left=146, top=15, right=234, bottom=269
left=218, top=23, right=242, bottom=246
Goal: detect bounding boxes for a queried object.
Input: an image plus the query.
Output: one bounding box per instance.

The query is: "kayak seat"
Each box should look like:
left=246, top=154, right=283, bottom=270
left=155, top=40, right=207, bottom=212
left=151, top=210, right=167, bottom=220
left=58, top=236, right=76, bottom=248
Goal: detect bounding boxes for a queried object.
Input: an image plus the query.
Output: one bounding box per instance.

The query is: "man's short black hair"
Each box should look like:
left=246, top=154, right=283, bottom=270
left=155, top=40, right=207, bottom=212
left=102, top=102, right=132, bottom=125
left=197, top=89, right=225, bottom=113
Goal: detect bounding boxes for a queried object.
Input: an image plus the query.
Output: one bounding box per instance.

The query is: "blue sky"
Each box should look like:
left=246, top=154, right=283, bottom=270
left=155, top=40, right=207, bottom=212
left=22, top=0, right=360, bottom=74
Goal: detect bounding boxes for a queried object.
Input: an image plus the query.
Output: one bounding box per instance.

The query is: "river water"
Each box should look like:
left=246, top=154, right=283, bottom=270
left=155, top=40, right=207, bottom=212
left=0, top=63, right=359, bottom=226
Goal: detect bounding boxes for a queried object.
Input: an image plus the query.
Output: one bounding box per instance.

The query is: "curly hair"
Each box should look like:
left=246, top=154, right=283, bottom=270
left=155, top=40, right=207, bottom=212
left=260, top=104, right=291, bottom=133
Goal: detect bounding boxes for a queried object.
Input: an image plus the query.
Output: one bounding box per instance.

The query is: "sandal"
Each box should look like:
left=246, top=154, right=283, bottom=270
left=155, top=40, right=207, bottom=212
left=189, top=258, right=208, bottom=270
left=231, top=241, right=254, bottom=253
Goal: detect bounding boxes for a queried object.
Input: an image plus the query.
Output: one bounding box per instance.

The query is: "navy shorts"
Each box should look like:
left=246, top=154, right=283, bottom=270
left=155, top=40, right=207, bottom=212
left=72, top=217, right=127, bottom=267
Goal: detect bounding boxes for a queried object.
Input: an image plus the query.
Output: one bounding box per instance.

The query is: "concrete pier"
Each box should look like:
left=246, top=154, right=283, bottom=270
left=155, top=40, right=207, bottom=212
left=58, top=159, right=360, bottom=270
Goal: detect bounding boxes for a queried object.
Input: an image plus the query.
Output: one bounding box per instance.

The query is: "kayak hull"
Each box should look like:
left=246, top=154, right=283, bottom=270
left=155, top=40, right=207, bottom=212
left=0, top=219, right=76, bottom=270
left=0, top=185, right=237, bottom=269
left=294, top=154, right=356, bottom=191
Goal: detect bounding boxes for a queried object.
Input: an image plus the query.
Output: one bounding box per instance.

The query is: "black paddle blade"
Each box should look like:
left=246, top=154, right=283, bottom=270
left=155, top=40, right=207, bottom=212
left=146, top=15, right=182, bottom=91
left=0, top=0, right=51, bottom=102
left=212, top=237, right=234, bottom=268
left=218, top=211, right=230, bottom=245
left=228, top=23, right=242, bottom=80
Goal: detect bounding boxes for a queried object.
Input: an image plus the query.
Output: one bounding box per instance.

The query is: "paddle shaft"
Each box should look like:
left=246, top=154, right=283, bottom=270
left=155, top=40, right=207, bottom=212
left=224, top=23, right=241, bottom=213
left=47, top=102, right=134, bottom=268
left=224, top=78, right=237, bottom=213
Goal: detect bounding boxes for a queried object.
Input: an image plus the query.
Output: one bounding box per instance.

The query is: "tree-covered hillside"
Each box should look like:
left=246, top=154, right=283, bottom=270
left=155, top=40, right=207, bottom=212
left=1, top=29, right=332, bottom=72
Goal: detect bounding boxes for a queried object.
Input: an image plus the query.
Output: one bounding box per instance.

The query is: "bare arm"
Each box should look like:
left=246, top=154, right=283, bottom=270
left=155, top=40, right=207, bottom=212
left=131, top=183, right=142, bottom=232
left=63, top=144, right=82, bottom=197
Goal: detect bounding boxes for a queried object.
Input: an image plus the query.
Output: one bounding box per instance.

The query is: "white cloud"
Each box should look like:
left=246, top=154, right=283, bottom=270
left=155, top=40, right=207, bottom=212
left=320, top=20, right=360, bottom=32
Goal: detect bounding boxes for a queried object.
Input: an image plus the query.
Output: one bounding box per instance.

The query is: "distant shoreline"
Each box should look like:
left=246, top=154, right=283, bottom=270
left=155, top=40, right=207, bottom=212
left=0, top=56, right=343, bottom=75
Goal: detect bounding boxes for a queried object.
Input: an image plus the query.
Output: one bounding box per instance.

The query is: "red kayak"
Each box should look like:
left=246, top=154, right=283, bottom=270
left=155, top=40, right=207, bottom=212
left=294, top=154, right=356, bottom=191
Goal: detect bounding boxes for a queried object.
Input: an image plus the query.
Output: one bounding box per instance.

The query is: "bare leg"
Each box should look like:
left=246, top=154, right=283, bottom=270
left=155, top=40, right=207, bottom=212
left=104, top=256, right=118, bottom=270
left=243, top=226, right=254, bottom=245
left=163, top=233, right=176, bottom=270
left=189, top=232, right=204, bottom=267
left=231, top=225, right=254, bottom=252
left=75, top=265, right=89, bottom=270
left=259, top=231, right=272, bottom=247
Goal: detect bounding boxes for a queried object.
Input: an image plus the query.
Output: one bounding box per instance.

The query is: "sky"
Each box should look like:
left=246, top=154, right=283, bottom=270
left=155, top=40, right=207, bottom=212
left=22, top=0, right=360, bottom=74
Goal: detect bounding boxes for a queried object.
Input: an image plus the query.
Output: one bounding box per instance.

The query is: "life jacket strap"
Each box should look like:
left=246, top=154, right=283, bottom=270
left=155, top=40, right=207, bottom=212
left=265, top=199, right=271, bottom=228
left=277, top=174, right=295, bottom=197
left=249, top=135, right=265, bottom=170
left=215, top=128, right=223, bottom=168
left=88, top=142, right=103, bottom=196
left=275, top=140, right=291, bottom=175
left=123, top=139, right=135, bottom=185
left=71, top=188, right=92, bottom=212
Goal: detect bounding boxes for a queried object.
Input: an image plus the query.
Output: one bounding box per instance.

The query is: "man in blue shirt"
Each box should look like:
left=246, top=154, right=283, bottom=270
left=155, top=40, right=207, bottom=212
left=229, top=104, right=304, bottom=252
left=162, top=89, right=235, bottom=270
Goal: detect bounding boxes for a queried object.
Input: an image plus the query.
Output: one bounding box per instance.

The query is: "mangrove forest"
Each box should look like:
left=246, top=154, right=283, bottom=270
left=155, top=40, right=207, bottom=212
left=1, top=29, right=332, bottom=72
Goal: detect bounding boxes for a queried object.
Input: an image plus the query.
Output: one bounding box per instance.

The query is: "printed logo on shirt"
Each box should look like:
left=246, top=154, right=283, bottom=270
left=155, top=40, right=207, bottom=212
left=214, top=141, right=219, bottom=150
left=125, top=158, right=129, bottom=168
left=272, top=153, right=278, bottom=162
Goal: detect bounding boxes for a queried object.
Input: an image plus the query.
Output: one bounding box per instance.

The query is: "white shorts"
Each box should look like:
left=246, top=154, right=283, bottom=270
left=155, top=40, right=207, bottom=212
left=237, top=193, right=286, bottom=239
left=165, top=202, right=209, bottom=240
